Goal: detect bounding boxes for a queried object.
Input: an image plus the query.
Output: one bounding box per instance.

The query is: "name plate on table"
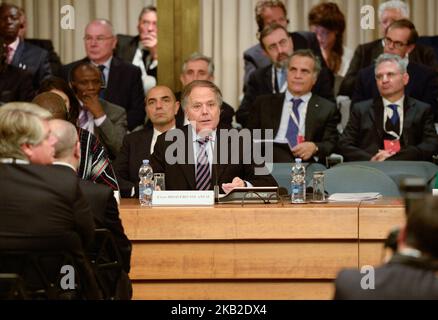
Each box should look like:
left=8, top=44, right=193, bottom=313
left=152, top=191, right=214, bottom=206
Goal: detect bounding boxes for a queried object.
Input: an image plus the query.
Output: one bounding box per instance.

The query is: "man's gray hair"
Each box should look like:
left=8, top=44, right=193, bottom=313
left=138, top=5, right=157, bottom=21
left=181, top=52, right=214, bottom=76
left=0, top=103, right=52, bottom=160
left=374, top=53, right=408, bottom=74
left=378, top=0, right=410, bottom=20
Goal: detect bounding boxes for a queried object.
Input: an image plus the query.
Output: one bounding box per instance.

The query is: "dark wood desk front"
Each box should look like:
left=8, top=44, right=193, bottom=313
left=119, top=199, right=405, bottom=300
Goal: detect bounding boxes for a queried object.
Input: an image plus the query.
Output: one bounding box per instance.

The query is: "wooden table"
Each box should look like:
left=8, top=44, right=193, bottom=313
left=119, top=199, right=405, bottom=300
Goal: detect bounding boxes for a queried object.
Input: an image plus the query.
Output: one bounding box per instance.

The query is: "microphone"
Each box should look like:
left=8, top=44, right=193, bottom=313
left=208, top=133, right=220, bottom=203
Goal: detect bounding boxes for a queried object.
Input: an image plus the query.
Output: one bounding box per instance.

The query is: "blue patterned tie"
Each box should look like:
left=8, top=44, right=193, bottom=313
left=196, top=137, right=211, bottom=190
left=285, top=98, right=303, bottom=148
left=388, top=104, right=399, bottom=126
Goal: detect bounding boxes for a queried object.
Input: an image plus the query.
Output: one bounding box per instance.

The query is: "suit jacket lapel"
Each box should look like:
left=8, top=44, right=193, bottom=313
left=181, top=126, right=196, bottom=190
left=304, top=95, right=320, bottom=140
left=402, top=97, right=416, bottom=146
left=105, top=57, right=121, bottom=99
left=11, top=41, right=24, bottom=66
left=371, top=98, right=385, bottom=141
left=272, top=93, right=286, bottom=136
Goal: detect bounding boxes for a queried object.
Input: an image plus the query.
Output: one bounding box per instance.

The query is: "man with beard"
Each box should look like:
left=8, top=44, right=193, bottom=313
left=237, top=23, right=334, bottom=128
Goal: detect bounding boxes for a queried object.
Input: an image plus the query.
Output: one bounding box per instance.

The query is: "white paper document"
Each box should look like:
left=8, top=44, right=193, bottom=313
left=328, top=193, right=382, bottom=202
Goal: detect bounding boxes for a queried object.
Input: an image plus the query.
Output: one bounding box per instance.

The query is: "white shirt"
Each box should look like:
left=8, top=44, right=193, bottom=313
left=275, top=90, right=312, bottom=143
left=0, top=158, right=29, bottom=164
left=132, top=45, right=157, bottom=93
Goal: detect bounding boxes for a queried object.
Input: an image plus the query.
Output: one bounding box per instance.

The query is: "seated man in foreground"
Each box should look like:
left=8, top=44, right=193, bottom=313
left=338, top=53, right=438, bottom=162
left=149, top=80, right=277, bottom=193
left=334, top=195, right=438, bottom=299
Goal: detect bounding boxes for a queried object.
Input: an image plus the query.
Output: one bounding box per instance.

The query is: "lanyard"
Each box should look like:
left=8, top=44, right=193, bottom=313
left=271, top=66, right=288, bottom=94
left=383, top=106, right=404, bottom=140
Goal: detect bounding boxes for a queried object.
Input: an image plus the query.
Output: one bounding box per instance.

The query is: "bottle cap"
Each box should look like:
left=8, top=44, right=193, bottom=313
left=143, top=159, right=149, bottom=164
left=295, top=158, right=302, bottom=163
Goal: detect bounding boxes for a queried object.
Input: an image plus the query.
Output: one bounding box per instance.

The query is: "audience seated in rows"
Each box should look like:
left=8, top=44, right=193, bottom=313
left=339, top=0, right=438, bottom=97
left=61, top=19, right=145, bottom=131
left=32, top=86, right=119, bottom=191
left=339, top=54, right=438, bottom=162
left=352, top=19, right=438, bottom=121
left=238, top=23, right=334, bottom=128
left=242, top=0, right=326, bottom=87
left=115, top=5, right=158, bottom=94
left=247, top=50, right=340, bottom=164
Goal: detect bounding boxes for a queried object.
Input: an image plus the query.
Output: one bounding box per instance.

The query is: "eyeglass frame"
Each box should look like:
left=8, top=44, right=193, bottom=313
left=383, top=36, right=410, bottom=50
left=83, top=36, right=114, bottom=43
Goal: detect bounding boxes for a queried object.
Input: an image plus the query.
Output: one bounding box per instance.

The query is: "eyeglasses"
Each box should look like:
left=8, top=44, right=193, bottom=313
left=83, top=36, right=114, bottom=43
left=383, top=37, right=409, bottom=50
left=375, top=72, right=403, bottom=81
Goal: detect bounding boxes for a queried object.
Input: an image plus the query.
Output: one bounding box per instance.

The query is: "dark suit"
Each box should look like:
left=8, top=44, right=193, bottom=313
left=92, top=99, right=128, bottom=159
left=78, top=180, right=131, bottom=273
left=0, top=163, right=95, bottom=247
left=61, top=57, right=146, bottom=131
left=243, top=31, right=326, bottom=85
left=339, top=39, right=438, bottom=97
left=115, top=34, right=157, bottom=80
left=11, top=40, right=51, bottom=90
left=113, top=127, right=154, bottom=198
left=174, top=91, right=235, bottom=129
left=334, top=253, right=438, bottom=300
left=247, top=93, right=340, bottom=163
left=149, top=125, right=278, bottom=192
left=238, top=63, right=334, bottom=128
left=352, top=62, right=438, bottom=121
left=25, top=38, right=63, bottom=77
left=0, top=64, right=34, bottom=103
left=338, top=97, right=438, bottom=161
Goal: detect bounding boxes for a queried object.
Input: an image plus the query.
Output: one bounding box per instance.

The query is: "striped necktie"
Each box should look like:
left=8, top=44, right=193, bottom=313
left=285, top=98, right=303, bottom=148
left=196, top=136, right=211, bottom=190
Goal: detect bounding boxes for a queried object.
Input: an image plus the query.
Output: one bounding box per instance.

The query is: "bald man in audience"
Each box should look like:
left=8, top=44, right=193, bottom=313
left=114, top=85, right=180, bottom=197
left=49, top=119, right=132, bottom=282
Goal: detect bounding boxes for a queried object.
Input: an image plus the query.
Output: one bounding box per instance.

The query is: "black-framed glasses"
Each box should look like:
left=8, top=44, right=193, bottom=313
left=383, top=37, right=409, bottom=50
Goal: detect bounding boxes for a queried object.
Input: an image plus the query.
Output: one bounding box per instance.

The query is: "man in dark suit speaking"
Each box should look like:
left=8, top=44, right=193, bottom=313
left=150, top=80, right=277, bottom=193
left=339, top=54, right=438, bottom=162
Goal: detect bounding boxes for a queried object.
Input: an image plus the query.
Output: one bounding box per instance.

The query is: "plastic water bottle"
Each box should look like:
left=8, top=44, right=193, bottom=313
left=139, top=159, right=154, bottom=207
left=291, top=158, right=306, bottom=203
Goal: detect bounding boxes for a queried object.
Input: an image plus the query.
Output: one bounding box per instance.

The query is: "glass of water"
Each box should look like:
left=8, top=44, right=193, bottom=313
left=153, top=173, right=165, bottom=191
left=312, top=171, right=326, bottom=202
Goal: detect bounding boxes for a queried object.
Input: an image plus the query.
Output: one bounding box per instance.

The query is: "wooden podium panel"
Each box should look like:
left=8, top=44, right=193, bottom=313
left=132, top=281, right=335, bottom=300
left=119, top=199, right=404, bottom=300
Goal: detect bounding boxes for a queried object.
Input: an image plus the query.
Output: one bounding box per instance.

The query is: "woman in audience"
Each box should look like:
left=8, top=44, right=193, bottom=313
left=38, top=76, right=119, bottom=191
left=308, top=2, right=353, bottom=77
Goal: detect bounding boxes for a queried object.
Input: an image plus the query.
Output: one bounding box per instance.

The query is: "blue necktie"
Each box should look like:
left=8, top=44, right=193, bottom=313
left=196, top=137, right=211, bottom=190
left=286, top=98, right=303, bottom=148
left=388, top=104, right=399, bottom=126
